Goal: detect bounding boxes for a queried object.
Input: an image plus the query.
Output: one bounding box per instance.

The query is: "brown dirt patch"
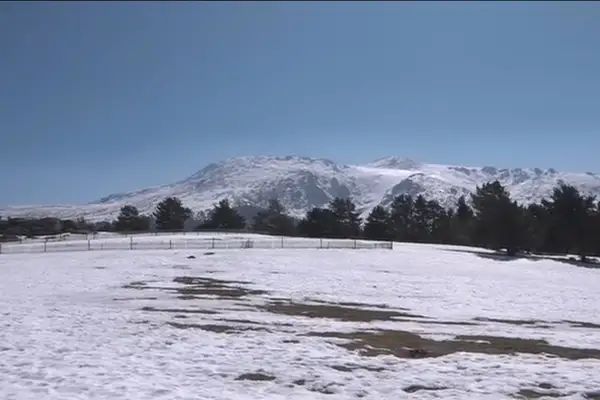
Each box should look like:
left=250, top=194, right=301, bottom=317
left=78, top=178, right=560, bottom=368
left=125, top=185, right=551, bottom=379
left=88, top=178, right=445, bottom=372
left=515, top=388, right=567, bottom=398
left=261, top=301, right=425, bottom=322
left=168, top=322, right=270, bottom=334
left=235, top=372, right=276, bottom=381
left=141, top=306, right=218, bottom=315
left=307, top=330, right=600, bottom=360
left=404, top=385, right=448, bottom=393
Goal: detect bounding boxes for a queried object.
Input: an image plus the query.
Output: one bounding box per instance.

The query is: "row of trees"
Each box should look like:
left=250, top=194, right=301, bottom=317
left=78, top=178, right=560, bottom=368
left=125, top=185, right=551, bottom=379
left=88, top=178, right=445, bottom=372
left=3, top=181, right=599, bottom=261
left=360, top=182, right=600, bottom=260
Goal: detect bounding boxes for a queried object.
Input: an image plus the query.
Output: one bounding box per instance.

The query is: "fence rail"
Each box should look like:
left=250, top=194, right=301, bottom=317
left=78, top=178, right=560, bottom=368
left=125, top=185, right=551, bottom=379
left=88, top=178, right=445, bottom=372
left=0, top=237, right=393, bottom=254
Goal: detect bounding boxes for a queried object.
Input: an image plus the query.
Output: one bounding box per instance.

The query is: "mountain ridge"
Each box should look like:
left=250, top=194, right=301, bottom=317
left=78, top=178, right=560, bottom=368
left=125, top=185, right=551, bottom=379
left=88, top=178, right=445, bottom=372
left=2, top=155, right=599, bottom=222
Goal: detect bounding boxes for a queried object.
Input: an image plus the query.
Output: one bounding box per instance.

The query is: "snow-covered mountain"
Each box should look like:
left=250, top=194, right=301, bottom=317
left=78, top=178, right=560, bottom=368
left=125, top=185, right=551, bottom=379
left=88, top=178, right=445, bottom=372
left=2, top=155, right=600, bottom=222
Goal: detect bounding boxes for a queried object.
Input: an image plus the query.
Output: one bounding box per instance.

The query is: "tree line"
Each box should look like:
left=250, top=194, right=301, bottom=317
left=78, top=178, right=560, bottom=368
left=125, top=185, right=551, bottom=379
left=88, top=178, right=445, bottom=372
left=2, top=181, right=600, bottom=261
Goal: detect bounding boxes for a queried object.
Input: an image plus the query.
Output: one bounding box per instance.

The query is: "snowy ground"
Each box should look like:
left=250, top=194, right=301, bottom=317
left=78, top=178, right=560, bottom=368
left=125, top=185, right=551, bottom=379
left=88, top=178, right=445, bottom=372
left=1, top=243, right=600, bottom=399
left=0, top=233, right=392, bottom=253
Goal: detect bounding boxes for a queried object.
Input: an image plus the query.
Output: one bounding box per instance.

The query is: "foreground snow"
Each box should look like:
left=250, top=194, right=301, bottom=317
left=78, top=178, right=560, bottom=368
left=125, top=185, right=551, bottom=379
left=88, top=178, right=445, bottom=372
left=1, top=243, right=600, bottom=399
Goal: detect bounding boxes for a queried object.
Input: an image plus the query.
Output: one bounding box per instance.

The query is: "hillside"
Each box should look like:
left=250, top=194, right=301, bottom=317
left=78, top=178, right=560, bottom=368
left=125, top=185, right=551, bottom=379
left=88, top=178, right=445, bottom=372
left=2, top=156, right=600, bottom=221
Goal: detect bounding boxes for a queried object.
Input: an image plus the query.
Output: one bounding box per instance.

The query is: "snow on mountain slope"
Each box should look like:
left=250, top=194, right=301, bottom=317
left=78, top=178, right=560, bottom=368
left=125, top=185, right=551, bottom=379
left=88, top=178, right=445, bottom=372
left=2, top=155, right=600, bottom=222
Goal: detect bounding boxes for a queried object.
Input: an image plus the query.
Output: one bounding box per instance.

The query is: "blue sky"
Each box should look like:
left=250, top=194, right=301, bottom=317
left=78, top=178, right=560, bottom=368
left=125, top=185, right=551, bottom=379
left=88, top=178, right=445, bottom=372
left=1, top=2, right=600, bottom=205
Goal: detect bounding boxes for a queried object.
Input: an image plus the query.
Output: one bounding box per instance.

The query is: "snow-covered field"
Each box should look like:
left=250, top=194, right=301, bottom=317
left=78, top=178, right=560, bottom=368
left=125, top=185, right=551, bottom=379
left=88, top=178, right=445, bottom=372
left=1, top=243, right=600, bottom=399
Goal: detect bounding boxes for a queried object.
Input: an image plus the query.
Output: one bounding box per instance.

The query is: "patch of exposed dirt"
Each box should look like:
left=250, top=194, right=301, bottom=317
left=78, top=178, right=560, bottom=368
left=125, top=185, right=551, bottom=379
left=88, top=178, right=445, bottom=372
left=113, top=296, right=158, bottom=301
left=474, top=317, right=546, bottom=326
left=261, top=301, right=425, bottom=322
left=173, top=276, right=268, bottom=298
left=123, top=276, right=268, bottom=300
left=515, top=388, right=567, bottom=398
left=307, top=330, right=600, bottom=360
left=168, top=322, right=270, bottom=334
left=394, top=318, right=479, bottom=326
left=330, top=364, right=385, bottom=372
left=404, top=385, right=448, bottom=393
left=307, top=298, right=407, bottom=310
left=219, top=318, right=262, bottom=325
left=235, top=372, right=276, bottom=381
left=141, top=306, right=218, bottom=315
left=564, top=320, right=600, bottom=329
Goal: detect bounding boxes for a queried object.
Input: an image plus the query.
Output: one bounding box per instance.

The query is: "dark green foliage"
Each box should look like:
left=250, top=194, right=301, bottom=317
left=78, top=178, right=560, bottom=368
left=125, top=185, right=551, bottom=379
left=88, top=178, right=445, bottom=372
left=115, top=205, right=150, bottom=232
left=297, top=207, right=337, bottom=237
left=153, top=197, right=192, bottom=231
left=253, top=199, right=296, bottom=235
left=471, top=181, right=527, bottom=255
left=389, top=194, right=414, bottom=241
left=298, top=197, right=362, bottom=238
left=200, top=199, right=245, bottom=230
left=364, top=205, right=392, bottom=240
left=450, top=196, right=474, bottom=246
left=328, top=197, right=362, bottom=237
left=387, top=195, right=451, bottom=243
left=523, top=203, right=549, bottom=252
left=542, top=184, right=597, bottom=260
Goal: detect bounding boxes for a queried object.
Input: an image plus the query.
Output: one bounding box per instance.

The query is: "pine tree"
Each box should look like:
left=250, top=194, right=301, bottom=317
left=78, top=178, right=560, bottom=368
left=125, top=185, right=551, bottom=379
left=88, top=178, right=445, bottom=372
left=328, top=197, right=362, bottom=238
left=471, top=181, right=526, bottom=255
left=542, top=184, right=596, bottom=260
left=153, top=197, right=192, bottom=231
left=451, top=195, right=474, bottom=245
left=524, top=203, right=549, bottom=253
left=252, top=199, right=295, bottom=235
left=297, top=207, right=336, bottom=238
left=364, top=205, right=392, bottom=240
left=389, top=194, right=414, bottom=241
left=200, top=199, right=245, bottom=230
left=115, top=205, right=150, bottom=232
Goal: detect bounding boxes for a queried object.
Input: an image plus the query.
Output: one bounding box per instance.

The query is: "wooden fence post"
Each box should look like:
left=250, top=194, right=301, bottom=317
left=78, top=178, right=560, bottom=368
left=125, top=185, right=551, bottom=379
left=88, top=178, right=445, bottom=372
left=43, top=241, right=47, bottom=253
left=0, top=243, right=2, bottom=254
left=211, top=238, right=215, bottom=249
left=281, top=236, right=284, bottom=249
left=353, top=239, right=357, bottom=249
left=130, top=237, right=133, bottom=250
left=169, top=240, right=172, bottom=250
left=88, top=240, right=91, bottom=251
left=320, top=238, right=323, bottom=249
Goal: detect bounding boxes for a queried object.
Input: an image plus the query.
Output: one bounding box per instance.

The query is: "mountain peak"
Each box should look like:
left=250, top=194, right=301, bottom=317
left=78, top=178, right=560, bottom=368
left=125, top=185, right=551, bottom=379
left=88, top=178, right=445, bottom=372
left=365, top=156, right=421, bottom=170
left=2, top=155, right=599, bottom=222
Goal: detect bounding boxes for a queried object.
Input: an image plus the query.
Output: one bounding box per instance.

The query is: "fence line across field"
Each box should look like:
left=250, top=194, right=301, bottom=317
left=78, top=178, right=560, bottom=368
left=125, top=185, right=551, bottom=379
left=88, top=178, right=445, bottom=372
left=0, top=237, right=393, bottom=254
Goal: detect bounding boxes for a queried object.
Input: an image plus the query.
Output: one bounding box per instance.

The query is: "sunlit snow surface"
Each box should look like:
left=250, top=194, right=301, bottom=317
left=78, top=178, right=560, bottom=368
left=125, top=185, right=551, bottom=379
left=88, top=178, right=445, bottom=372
left=1, top=243, right=600, bottom=399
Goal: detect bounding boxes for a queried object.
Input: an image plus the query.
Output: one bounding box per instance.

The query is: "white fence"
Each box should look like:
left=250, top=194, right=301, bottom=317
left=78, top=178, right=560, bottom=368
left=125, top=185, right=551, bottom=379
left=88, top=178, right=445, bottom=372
left=0, top=236, right=393, bottom=254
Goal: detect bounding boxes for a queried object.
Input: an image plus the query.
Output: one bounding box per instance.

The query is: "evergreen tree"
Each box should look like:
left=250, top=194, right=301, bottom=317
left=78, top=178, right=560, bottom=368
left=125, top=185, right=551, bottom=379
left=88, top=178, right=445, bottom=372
left=542, top=184, right=597, bottom=260
left=427, top=199, right=453, bottom=243
left=364, top=205, right=392, bottom=240
left=450, top=195, right=474, bottom=245
left=297, top=207, right=336, bottom=237
left=328, top=197, right=362, bottom=237
left=471, top=181, right=526, bottom=255
left=115, top=205, right=150, bottom=232
left=389, top=194, right=414, bottom=241
left=153, top=197, right=192, bottom=231
left=523, top=203, right=549, bottom=253
left=252, top=199, right=295, bottom=235
left=200, top=199, right=245, bottom=230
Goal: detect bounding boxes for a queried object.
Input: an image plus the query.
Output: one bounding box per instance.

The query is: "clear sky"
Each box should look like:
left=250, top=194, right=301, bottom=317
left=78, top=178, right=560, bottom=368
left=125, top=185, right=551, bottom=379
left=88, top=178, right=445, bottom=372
left=2, top=2, right=600, bottom=205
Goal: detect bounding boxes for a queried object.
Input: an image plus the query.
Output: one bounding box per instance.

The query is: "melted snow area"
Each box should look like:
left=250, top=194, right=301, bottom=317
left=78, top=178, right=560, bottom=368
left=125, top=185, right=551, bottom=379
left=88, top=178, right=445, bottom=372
left=1, top=243, right=600, bottom=399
